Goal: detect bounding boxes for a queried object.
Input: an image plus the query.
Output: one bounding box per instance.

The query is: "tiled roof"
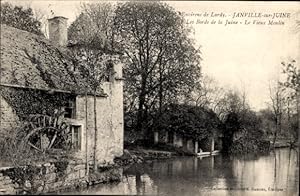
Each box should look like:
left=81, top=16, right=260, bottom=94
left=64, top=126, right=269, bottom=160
left=0, top=24, right=105, bottom=96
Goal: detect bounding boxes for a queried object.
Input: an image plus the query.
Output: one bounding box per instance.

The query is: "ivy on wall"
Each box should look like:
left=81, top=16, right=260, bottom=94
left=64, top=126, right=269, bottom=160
left=1, top=87, right=75, bottom=118
left=0, top=86, right=75, bottom=158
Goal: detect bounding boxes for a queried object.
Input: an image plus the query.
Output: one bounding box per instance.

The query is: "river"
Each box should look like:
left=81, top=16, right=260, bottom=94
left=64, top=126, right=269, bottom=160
left=64, top=148, right=299, bottom=196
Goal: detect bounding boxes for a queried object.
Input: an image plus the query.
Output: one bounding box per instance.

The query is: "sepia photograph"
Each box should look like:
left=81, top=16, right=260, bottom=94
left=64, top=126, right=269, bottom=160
left=0, top=0, right=299, bottom=195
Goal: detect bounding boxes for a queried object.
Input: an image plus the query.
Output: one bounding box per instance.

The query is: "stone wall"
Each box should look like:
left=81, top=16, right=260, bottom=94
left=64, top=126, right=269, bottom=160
left=75, top=65, right=124, bottom=166
left=0, top=160, right=86, bottom=195
left=0, top=160, right=122, bottom=195
left=0, top=61, right=124, bottom=167
left=0, top=81, right=124, bottom=168
left=0, top=95, right=18, bottom=134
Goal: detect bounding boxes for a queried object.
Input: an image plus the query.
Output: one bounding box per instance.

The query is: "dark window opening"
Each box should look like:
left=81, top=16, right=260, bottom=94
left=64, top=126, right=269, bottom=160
left=168, top=132, right=174, bottom=144
left=64, top=99, right=76, bottom=118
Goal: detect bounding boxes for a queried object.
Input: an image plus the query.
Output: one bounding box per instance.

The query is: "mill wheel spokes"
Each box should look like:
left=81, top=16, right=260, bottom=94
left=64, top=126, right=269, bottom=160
left=19, top=113, right=69, bottom=153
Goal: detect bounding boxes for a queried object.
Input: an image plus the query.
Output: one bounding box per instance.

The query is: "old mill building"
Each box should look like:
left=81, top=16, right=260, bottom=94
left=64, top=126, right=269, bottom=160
left=0, top=16, right=124, bottom=166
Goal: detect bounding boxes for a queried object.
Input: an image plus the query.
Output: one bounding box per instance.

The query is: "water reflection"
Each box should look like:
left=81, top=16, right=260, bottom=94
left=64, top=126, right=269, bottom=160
left=66, top=148, right=299, bottom=196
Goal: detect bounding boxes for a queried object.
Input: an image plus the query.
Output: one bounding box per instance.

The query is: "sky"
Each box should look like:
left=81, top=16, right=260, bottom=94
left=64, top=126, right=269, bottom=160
left=5, top=0, right=300, bottom=111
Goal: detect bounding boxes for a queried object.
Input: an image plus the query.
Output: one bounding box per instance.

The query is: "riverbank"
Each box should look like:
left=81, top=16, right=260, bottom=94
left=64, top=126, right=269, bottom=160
left=2, top=142, right=295, bottom=195
left=0, top=147, right=177, bottom=195
left=61, top=148, right=300, bottom=196
left=0, top=158, right=124, bottom=195
left=271, top=139, right=299, bottom=148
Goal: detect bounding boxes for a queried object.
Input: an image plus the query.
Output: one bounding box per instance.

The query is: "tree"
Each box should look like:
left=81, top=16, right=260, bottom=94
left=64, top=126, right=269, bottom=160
left=156, top=104, right=221, bottom=141
left=268, top=80, right=285, bottom=147
left=219, top=87, right=270, bottom=153
left=280, top=60, right=300, bottom=142
left=215, top=88, right=250, bottom=122
left=225, top=110, right=269, bottom=154
left=0, top=2, right=43, bottom=35
left=258, top=108, right=277, bottom=136
left=68, top=2, right=116, bottom=171
left=68, top=3, right=115, bottom=50
left=113, top=1, right=201, bottom=135
left=223, top=112, right=240, bottom=153
left=281, top=60, right=300, bottom=92
left=187, top=75, right=225, bottom=110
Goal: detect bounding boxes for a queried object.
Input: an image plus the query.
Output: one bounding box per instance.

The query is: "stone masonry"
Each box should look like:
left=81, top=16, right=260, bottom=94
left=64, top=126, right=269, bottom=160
left=0, top=160, right=122, bottom=195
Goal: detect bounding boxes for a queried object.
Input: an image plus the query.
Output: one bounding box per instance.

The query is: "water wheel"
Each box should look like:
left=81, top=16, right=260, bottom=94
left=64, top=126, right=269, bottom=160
left=19, top=112, right=69, bottom=153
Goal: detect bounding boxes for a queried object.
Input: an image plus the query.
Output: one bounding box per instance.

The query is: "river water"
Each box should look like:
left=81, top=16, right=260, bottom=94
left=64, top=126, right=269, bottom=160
left=65, top=148, right=299, bottom=196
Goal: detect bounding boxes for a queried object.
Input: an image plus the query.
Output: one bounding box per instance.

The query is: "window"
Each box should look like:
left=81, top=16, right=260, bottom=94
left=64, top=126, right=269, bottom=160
left=71, top=125, right=81, bottom=151
left=64, top=99, right=76, bottom=118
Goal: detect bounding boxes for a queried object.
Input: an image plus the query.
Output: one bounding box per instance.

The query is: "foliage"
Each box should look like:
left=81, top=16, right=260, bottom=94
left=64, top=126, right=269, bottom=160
left=185, top=75, right=227, bottom=118
left=0, top=126, right=48, bottom=166
left=69, top=46, right=115, bottom=91
left=0, top=2, right=43, bottom=35
left=280, top=60, right=300, bottom=93
left=68, top=5, right=116, bottom=91
left=3, top=165, right=41, bottom=193
left=68, top=2, right=115, bottom=51
left=1, top=87, right=75, bottom=118
left=0, top=87, right=74, bottom=164
left=230, top=111, right=268, bottom=154
left=257, top=60, right=300, bottom=146
left=0, top=126, right=31, bottom=166
left=183, top=75, right=270, bottom=154
left=68, top=2, right=120, bottom=93
left=230, top=139, right=270, bottom=154
left=155, top=104, right=221, bottom=140
left=222, top=98, right=269, bottom=154
left=69, top=1, right=202, bottom=142
left=186, top=78, right=252, bottom=123
left=68, top=2, right=119, bottom=170
left=279, top=60, right=300, bottom=142
left=2, top=160, right=70, bottom=194
left=289, top=115, right=299, bottom=140
left=53, top=161, right=69, bottom=178
left=258, top=108, right=276, bottom=136
left=0, top=110, right=71, bottom=166
left=114, top=1, right=202, bottom=133
left=222, top=112, right=239, bottom=153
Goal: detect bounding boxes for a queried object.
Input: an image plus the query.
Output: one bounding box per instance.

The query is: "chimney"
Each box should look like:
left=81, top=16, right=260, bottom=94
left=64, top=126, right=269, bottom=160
left=48, top=16, right=68, bottom=47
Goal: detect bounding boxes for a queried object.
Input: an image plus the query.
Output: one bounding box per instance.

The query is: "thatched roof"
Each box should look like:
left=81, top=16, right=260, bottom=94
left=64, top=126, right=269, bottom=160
left=0, top=24, right=105, bottom=96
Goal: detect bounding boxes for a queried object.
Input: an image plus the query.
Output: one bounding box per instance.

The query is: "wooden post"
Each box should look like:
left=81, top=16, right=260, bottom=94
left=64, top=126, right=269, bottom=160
left=173, top=132, right=176, bottom=146
left=85, top=94, right=89, bottom=175
left=211, top=155, right=215, bottom=170
left=93, top=93, right=98, bottom=172
left=194, top=157, right=198, bottom=172
left=154, top=131, right=159, bottom=144
left=211, top=136, right=215, bottom=153
left=194, top=140, right=198, bottom=154
left=165, top=131, right=169, bottom=143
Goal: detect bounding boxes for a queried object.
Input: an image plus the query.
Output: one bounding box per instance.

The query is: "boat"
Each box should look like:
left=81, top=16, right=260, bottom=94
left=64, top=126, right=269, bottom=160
left=197, top=151, right=211, bottom=157
left=197, top=150, right=220, bottom=157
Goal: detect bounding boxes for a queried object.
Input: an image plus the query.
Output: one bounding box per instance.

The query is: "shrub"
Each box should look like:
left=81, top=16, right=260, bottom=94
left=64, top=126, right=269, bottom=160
left=0, top=126, right=48, bottom=166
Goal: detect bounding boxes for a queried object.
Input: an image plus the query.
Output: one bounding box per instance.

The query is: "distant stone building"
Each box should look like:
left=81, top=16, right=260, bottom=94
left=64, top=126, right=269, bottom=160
left=154, top=129, right=222, bottom=154
left=0, top=16, right=124, bottom=165
left=152, top=104, right=223, bottom=154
